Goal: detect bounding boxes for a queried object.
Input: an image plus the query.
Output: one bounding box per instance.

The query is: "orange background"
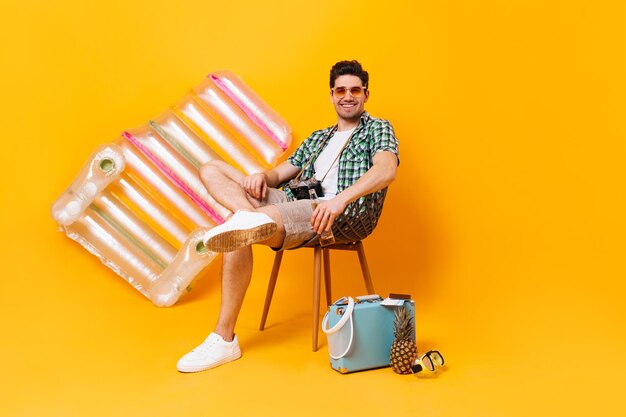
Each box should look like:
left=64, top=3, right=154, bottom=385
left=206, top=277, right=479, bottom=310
left=1, top=1, right=625, bottom=416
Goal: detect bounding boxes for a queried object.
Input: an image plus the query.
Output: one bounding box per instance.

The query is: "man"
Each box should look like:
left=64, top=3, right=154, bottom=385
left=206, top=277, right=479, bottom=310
left=177, top=60, right=399, bottom=373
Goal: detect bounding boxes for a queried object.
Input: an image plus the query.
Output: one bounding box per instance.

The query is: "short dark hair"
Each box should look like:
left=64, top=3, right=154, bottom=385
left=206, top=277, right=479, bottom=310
left=329, top=60, right=369, bottom=89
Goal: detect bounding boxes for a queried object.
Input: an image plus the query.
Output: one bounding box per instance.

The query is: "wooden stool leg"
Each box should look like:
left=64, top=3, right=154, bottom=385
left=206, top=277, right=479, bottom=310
left=312, top=246, right=322, bottom=352
left=260, top=251, right=284, bottom=330
left=356, top=241, right=376, bottom=294
left=323, top=248, right=332, bottom=306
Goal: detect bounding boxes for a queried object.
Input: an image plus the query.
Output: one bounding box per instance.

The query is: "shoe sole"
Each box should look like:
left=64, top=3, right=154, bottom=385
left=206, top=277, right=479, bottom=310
left=177, top=351, right=242, bottom=373
left=204, top=222, right=277, bottom=252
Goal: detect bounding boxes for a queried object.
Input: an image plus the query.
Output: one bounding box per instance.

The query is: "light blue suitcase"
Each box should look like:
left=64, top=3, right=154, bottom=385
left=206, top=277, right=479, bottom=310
left=322, top=295, right=415, bottom=374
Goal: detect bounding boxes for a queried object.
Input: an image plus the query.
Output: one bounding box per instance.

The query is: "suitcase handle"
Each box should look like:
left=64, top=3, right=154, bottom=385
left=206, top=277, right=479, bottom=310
left=321, top=297, right=354, bottom=359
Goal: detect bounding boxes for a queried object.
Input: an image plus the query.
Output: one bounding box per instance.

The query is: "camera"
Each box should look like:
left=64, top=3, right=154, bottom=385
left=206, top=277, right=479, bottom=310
left=288, top=178, right=324, bottom=200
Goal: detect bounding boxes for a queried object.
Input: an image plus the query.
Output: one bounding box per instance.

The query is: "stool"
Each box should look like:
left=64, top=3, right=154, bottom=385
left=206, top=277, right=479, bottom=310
left=259, top=240, right=375, bottom=351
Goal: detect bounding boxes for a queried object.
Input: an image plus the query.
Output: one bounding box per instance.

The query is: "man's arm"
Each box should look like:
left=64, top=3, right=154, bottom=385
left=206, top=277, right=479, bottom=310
left=241, top=162, right=300, bottom=200
left=311, top=150, right=398, bottom=234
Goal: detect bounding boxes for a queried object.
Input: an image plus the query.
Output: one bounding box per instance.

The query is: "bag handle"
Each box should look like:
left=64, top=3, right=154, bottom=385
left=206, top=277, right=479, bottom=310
left=321, top=297, right=355, bottom=359
left=321, top=297, right=354, bottom=335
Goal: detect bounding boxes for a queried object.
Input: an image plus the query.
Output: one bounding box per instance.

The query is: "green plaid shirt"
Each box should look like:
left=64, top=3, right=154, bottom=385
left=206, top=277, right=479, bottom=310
left=285, top=111, right=399, bottom=201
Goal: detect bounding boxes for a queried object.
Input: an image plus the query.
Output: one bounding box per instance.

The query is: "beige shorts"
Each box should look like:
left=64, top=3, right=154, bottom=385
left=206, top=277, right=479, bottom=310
left=259, top=188, right=317, bottom=250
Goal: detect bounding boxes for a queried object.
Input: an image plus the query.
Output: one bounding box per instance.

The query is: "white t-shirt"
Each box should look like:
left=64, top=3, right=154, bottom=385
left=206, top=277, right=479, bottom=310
left=313, top=127, right=356, bottom=199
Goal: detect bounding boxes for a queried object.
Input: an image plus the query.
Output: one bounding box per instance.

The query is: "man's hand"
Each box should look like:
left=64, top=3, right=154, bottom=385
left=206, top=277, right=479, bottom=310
left=242, top=173, right=267, bottom=200
left=311, top=196, right=348, bottom=234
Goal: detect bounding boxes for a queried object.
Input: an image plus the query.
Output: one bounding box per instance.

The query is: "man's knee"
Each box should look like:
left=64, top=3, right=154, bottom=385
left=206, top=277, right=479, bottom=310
left=223, top=247, right=252, bottom=264
left=200, top=160, right=228, bottom=183
left=255, top=205, right=287, bottom=248
left=257, top=204, right=282, bottom=225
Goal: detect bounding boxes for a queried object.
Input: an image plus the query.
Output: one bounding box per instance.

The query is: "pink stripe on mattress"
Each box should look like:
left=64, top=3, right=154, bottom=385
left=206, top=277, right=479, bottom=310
left=209, top=74, right=288, bottom=151
left=122, top=131, right=224, bottom=225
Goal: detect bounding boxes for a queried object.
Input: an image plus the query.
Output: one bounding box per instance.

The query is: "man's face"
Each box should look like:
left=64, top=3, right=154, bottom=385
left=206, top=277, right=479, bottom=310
left=330, top=74, right=369, bottom=123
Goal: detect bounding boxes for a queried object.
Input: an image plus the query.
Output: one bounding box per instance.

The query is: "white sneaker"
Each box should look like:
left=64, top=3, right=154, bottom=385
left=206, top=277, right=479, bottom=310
left=203, top=210, right=277, bottom=252
left=177, top=332, right=242, bottom=373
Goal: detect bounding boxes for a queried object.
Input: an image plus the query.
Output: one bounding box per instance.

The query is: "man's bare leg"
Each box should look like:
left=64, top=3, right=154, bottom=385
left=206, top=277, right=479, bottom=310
left=198, top=157, right=287, bottom=340
left=199, top=160, right=259, bottom=212
left=177, top=160, right=291, bottom=371
left=177, top=180, right=287, bottom=371
left=214, top=247, right=252, bottom=341
left=213, top=205, right=285, bottom=341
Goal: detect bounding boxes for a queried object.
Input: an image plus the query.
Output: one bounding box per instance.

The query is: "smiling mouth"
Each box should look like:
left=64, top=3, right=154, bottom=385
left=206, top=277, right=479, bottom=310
left=340, top=103, right=356, bottom=108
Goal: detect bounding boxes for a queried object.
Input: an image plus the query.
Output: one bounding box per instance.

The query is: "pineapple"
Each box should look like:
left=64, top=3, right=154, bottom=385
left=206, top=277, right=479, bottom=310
left=390, top=305, right=417, bottom=374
